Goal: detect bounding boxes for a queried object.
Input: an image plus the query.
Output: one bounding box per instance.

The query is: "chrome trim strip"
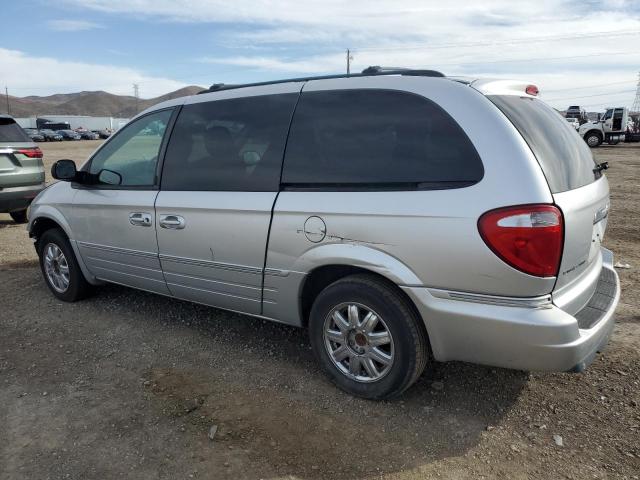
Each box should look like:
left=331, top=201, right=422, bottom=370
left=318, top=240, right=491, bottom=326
left=85, top=256, right=163, bottom=274
left=77, top=241, right=158, bottom=259
left=163, top=270, right=261, bottom=291
left=159, top=254, right=261, bottom=275
left=93, top=266, right=167, bottom=285
left=166, top=282, right=261, bottom=303
left=429, top=288, right=552, bottom=308
left=264, top=268, right=290, bottom=277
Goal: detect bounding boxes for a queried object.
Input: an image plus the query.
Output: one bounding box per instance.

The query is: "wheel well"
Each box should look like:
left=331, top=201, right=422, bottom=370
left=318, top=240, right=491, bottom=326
left=30, top=217, right=66, bottom=247
left=584, top=129, right=603, bottom=139
left=299, top=264, right=424, bottom=330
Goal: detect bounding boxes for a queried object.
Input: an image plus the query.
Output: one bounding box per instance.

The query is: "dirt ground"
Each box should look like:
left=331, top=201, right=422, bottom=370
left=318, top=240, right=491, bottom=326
left=0, top=141, right=638, bottom=479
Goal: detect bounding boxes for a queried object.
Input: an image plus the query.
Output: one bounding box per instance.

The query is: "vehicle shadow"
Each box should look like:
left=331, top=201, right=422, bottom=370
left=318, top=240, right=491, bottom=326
left=87, top=282, right=527, bottom=479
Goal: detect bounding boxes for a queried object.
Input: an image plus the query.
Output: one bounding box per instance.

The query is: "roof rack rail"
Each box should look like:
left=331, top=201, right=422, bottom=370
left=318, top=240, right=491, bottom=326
left=198, top=66, right=445, bottom=94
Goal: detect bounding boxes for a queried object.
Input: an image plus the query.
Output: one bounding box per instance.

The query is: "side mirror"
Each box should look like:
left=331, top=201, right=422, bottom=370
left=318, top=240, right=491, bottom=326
left=97, top=169, right=122, bottom=186
left=51, top=159, right=77, bottom=181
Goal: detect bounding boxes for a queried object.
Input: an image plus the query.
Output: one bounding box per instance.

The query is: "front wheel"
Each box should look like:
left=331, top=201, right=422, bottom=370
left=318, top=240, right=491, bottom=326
left=38, top=228, right=92, bottom=302
left=309, top=274, right=430, bottom=399
left=585, top=132, right=602, bottom=147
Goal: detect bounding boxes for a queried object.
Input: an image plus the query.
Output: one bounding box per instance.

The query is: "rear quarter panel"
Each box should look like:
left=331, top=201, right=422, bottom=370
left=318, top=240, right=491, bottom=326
left=265, top=76, right=555, bottom=326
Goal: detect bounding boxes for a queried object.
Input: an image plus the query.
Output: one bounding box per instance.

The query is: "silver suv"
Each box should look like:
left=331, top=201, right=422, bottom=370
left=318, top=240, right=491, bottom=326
left=28, top=68, right=620, bottom=399
left=1, top=115, right=45, bottom=223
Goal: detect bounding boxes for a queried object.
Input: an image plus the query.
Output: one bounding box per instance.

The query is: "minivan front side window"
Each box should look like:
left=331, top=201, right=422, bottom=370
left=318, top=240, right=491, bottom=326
left=88, top=109, right=173, bottom=187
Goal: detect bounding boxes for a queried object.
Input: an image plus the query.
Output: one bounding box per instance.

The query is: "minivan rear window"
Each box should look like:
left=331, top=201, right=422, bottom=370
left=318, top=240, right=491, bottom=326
left=0, top=118, right=31, bottom=142
left=282, top=89, right=483, bottom=189
left=488, top=96, right=597, bottom=193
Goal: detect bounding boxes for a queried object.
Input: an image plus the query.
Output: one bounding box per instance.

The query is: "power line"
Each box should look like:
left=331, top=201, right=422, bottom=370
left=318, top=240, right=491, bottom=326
left=545, top=80, right=637, bottom=93
left=353, top=29, right=640, bottom=53
left=544, top=89, right=636, bottom=102
left=433, top=50, right=640, bottom=67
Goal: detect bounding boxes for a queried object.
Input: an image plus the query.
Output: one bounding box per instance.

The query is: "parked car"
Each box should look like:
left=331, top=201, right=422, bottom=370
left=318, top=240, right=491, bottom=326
left=39, top=129, right=64, bottom=141
left=56, top=129, right=82, bottom=140
left=97, top=129, right=112, bottom=139
left=23, top=128, right=45, bottom=142
left=79, top=131, right=99, bottom=140
left=0, top=115, right=45, bottom=223
left=565, top=117, right=580, bottom=130
left=28, top=69, right=620, bottom=399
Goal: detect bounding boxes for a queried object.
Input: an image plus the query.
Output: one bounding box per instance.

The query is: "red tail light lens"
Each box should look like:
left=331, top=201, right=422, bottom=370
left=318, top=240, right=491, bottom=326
left=478, top=205, right=563, bottom=277
left=525, top=84, right=539, bottom=96
left=15, top=147, right=43, bottom=158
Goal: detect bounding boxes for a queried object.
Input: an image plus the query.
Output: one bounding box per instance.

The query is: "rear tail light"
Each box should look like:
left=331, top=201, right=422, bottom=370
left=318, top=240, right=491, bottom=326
left=478, top=205, right=563, bottom=277
left=15, top=147, right=43, bottom=158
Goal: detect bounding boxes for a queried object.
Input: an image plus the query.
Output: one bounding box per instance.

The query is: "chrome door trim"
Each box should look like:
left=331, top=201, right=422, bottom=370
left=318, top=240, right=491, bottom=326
left=76, top=241, right=158, bottom=259
left=159, top=253, right=263, bottom=275
left=429, top=288, right=552, bottom=308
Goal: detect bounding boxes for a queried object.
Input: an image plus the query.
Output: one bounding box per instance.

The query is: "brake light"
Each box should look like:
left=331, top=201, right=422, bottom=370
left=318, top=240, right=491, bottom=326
left=478, top=205, right=563, bottom=277
left=525, top=84, right=539, bottom=96
left=15, top=147, right=43, bottom=158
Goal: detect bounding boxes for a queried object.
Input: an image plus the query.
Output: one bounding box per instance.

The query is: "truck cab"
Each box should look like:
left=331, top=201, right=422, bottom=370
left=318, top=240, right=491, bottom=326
left=579, top=107, right=628, bottom=147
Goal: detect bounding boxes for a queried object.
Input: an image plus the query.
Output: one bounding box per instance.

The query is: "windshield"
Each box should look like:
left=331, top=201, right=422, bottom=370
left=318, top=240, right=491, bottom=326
left=489, top=95, right=598, bottom=193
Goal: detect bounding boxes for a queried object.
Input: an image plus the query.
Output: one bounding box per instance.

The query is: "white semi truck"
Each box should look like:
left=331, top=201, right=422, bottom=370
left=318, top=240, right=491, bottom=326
left=578, top=107, right=628, bottom=147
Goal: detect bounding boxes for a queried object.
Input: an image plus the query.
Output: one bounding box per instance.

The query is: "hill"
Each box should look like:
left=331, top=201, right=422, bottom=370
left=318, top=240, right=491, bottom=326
left=3, top=86, right=205, bottom=118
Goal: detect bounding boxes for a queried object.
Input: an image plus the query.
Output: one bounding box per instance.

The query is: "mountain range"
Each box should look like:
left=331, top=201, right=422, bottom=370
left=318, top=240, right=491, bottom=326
left=2, top=86, right=205, bottom=119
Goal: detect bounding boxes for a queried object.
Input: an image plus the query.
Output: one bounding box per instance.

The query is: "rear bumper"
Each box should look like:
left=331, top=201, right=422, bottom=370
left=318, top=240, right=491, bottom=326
left=402, top=247, right=620, bottom=372
left=0, top=183, right=45, bottom=212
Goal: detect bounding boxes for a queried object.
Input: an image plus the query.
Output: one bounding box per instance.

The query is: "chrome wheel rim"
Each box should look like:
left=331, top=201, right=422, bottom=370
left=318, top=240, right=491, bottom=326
left=43, top=243, right=70, bottom=293
left=323, top=302, right=394, bottom=383
left=587, top=135, right=599, bottom=147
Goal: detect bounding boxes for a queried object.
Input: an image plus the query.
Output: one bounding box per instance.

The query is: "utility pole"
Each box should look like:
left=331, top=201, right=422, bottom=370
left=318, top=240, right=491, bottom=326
left=133, top=83, right=140, bottom=114
left=631, top=72, right=640, bottom=114
left=346, top=49, right=353, bottom=75
left=4, top=86, right=10, bottom=115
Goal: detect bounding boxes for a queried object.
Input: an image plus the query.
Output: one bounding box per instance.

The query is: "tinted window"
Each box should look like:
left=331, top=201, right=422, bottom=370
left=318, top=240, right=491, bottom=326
left=282, top=89, right=483, bottom=188
left=89, top=109, right=172, bottom=187
left=162, top=94, right=298, bottom=191
left=489, top=96, right=597, bottom=193
left=0, top=118, right=31, bottom=142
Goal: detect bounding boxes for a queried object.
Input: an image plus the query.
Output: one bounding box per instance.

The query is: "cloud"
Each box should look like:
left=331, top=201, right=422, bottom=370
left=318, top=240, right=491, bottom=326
left=1, top=48, right=188, bottom=98
left=25, top=1, right=640, bottom=109
left=47, top=19, right=104, bottom=31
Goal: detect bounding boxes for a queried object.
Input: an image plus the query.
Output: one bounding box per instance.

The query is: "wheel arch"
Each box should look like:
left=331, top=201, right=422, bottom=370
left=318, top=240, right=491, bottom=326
left=293, top=244, right=430, bottom=345
left=29, top=208, right=101, bottom=285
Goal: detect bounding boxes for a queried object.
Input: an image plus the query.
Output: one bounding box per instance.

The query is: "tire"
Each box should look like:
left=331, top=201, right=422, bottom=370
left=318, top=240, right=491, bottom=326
left=309, top=274, right=430, bottom=399
left=37, top=228, right=92, bottom=302
left=9, top=209, right=28, bottom=224
left=585, top=132, right=602, bottom=148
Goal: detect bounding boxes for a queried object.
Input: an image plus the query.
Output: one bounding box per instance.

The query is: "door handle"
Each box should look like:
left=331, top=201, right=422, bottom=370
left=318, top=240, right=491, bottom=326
left=159, top=214, right=185, bottom=230
left=129, top=212, right=152, bottom=227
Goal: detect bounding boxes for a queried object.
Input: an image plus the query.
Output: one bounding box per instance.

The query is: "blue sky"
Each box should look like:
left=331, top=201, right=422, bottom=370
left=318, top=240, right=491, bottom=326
left=1, top=0, right=639, bottom=110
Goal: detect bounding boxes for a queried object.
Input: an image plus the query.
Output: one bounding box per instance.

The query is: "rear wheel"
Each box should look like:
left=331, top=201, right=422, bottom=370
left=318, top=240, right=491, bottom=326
left=309, top=274, right=429, bottom=399
left=585, top=131, right=602, bottom=147
left=38, top=228, right=92, bottom=302
left=9, top=209, right=28, bottom=224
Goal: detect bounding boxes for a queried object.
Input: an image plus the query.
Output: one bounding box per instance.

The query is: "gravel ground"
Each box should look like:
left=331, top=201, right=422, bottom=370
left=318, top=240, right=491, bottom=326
left=0, top=142, right=638, bottom=479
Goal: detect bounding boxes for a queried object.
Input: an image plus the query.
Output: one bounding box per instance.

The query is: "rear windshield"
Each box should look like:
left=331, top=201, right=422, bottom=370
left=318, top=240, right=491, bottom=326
left=0, top=117, right=31, bottom=142
left=488, top=95, right=597, bottom=193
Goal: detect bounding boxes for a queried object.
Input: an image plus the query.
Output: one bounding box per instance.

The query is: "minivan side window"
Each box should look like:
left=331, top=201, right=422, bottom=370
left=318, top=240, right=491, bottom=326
left=88, top=109, right=173, bottom=187
left=281, top=89, right=483, bottom=188
left=161, top=94, right=298, bottom=191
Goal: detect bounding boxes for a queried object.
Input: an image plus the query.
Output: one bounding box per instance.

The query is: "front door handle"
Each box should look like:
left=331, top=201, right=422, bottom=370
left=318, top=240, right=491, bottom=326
left=129, top=212, right=152, bottom=227
left=159, top=214, right=185, bottom=230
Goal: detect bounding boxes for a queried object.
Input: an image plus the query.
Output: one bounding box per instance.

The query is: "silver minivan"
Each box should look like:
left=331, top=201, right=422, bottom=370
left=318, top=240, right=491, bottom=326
left=28, top=68, right=620, bottom=399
